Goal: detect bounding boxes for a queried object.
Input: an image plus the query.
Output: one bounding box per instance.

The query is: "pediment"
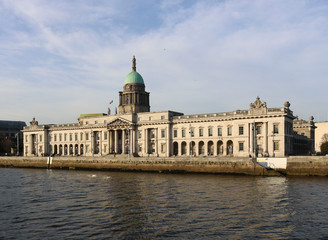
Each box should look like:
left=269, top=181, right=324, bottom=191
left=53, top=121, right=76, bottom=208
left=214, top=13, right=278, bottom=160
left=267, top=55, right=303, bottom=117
left=107, top=117, right=133, bottom=129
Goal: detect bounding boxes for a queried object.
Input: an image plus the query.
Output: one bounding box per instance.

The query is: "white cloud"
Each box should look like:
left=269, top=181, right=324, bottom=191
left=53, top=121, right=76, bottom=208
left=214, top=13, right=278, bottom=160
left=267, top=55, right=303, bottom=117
left=0, top=0, right=328, bottom=124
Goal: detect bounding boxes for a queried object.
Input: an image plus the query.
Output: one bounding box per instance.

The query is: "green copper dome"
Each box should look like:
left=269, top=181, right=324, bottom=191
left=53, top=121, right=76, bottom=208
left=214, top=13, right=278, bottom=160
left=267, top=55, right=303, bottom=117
left=124, top=56, right=144, bottom=84
left=125, top=71, right=144, bottom=84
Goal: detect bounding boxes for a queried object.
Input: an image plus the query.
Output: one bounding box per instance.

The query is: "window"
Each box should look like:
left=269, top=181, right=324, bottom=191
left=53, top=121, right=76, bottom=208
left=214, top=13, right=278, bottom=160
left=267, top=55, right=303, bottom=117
left=104, top=145, right=107, bottom=152
left=208, top=128, right=213, bottom=137
left=59, top=134, right=62, bottom=141
left=85, top=121, right=89, bottom=125
left=149, top=116, right=152, bottom=121
left=239, top=142, right=244, bottom=151
left=161, top=116, right=165, bottom=120
left=80, top=133, right=83, bottom=141
left=182, top=129, right=186, bottom=138
left=75, top=133, right=78, bottom=141
left=138, top=144, right=142, bottom=152
left=218, top=127, right=222, bottom=136
left=274, top=141, right=279, bottom=151
left=174, top=129, right=177, bottom=138
left=95, top=121, right=98, bottom=124
left=138, top=131, right=142, bottom=139
left=161, top=143, right=166, bottom=153
left=25, top=135, right=28, bottom=142
left=161, top=130, right=165, bottom=138
left=190, top=128, right=194, bottom=137
left=64, top=134, right=67, bottom=141
left=151, top=130, right=155, bottom=138
left=256, top=126, right=262, bottom=135
left=273, top=124, right=279, bottom=134
left=104, top=132, right=108, bottom=140
left=239, top=126, right=244, bottom=135
left=70, top=134, right=72, bottom=141
left=40, top=135, right=42, bottom=142
left=199, top=128, right=203, bottom=137
left=86, top=133, right=89, bottom=141
left=227, top=127, right=232, bottom=136
left=54, top=134, right=57, bottom=141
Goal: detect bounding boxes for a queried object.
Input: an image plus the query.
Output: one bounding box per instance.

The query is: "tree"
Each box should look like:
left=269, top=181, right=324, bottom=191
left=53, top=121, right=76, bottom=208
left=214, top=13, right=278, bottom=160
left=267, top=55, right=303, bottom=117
left=320, top=134, right=328, bottom=155
left=320, top=142, right=328, bottom=155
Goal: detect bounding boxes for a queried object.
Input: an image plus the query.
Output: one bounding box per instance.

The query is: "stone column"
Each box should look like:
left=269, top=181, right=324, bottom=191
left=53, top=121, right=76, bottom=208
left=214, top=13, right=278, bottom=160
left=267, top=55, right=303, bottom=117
left=144, top=128, right=148, bottom=154
left=100, top=131, right=102, bottom=156
left=155, top=128, right=158, bottom=156
left=29, top=134, right=33, bottom=156
left=214, top=141, right=218, bottom=156
left=114, top=130, right=118, bottom=154
left=122, top=129, right=125, bottom=154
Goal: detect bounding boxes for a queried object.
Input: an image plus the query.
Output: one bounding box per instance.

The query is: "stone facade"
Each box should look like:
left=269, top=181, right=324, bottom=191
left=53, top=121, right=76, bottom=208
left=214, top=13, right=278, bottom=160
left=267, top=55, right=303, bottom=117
left=293, top=116, right=316, bottom=155
left=23, top=57, right=309, bottom=158
left=314, top=121, right=328, bottom=153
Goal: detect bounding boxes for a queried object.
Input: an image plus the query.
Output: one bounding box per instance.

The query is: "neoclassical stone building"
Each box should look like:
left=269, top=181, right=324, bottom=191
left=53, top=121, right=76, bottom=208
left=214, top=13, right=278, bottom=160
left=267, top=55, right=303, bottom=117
left=23, top=57, right=299, bottom=158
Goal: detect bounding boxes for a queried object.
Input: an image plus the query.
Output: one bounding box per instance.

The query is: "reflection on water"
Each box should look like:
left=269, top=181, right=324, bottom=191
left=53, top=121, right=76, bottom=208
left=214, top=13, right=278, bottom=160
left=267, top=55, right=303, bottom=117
left=1, top=168, right=328, bottom=239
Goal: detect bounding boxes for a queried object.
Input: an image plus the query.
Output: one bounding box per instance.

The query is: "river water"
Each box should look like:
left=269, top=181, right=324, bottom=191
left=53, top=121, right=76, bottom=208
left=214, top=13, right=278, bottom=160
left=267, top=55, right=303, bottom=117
left=1, top=168, right=328, bottom=239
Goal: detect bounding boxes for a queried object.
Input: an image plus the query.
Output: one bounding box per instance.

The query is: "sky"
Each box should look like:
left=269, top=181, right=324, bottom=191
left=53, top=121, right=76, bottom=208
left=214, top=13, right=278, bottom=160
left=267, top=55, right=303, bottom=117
left=1, top=0, right=328, bottom=124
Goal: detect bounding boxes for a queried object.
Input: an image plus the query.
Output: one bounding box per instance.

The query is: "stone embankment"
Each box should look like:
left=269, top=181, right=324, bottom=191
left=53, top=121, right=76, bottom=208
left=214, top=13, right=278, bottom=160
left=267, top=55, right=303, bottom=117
left=0, top=156, right=328, bottom=176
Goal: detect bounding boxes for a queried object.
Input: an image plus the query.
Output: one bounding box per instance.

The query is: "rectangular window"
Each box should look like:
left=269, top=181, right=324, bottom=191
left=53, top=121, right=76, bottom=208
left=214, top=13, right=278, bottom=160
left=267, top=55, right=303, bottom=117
left=161, top=130, right=165, bottom=138
left=161, top=116, right=165, bottom=120
left=104, top=132, right=108, bottom=140
left=208, top=128, right=213, bottom=137
left=149, top=116, right=152, bottom=121
left=182, top=129, right=186, bottom=138
left=274, top=141, right=279, bottom=151
left=75, top=133, right=78, bottom=141
left=239, top=142, right=244, bottom=151
left=40, top=135, right=42, bottom=142
left=70, top=134, right=72, bottom=141
left=138, top=131, right=142, bottom=139
left=64, top=134, right=67, bottom=141
left=86, top=133, right=89, bottom=141
left=25, top=135, right=28, bottom=142
left=239, top=126, right=244, bottom=135
left=161, top=143, right=166, bottom=153
left=95, top=121, right=98, bottom=124
left=59, top=134, right=62, bottom=141
left=174, top=129, right=177, bottom=138
left=85, top=121, right=89, bottom=125
left=273, top=124, right=279, bottom=134
left=80, top=133, right=83, bottom=141
left=151, top=130, right=155, bottom=138
left=199, top=128, right=203, bottom=137
left=227, top=127, right=232, bottom=136
left=218, top=128, right=222, bottom=136
left=54, top=134, right=57, bottom=141
left=104, top=145, right=107, bottom=153
left=138, top=144, right=142, bottom=152
left=256, top=126, right=262, bottom=135
left=190, top=128, right=194, bottom=137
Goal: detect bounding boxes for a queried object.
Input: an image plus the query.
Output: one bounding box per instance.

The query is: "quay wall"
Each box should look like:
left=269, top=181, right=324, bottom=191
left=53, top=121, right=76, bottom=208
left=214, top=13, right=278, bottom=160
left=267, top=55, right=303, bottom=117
left=1, top=156, right=328, bottom=176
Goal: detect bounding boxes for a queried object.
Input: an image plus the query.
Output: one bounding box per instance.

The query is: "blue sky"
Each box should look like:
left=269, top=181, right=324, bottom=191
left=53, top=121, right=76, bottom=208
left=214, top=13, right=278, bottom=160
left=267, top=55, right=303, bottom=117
left=1, top=0, right=328, bottom=124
